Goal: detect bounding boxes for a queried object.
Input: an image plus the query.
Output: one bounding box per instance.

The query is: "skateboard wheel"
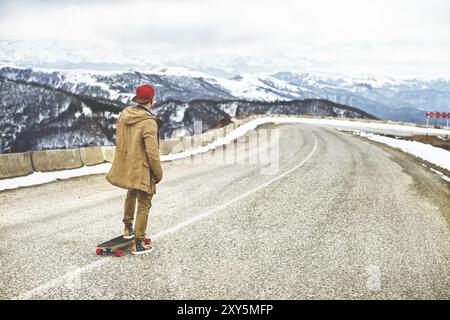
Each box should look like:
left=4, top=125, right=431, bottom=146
left=144, top=238, right=152, bottom=245
left=96, top=248, right=103, bottom=255
left=115, top=250, right=124, bottom=257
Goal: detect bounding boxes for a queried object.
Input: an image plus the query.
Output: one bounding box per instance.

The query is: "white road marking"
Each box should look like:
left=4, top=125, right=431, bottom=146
left=16, top=259, right=107, bottom=300
left=154, top=133, right=318, bottom=239
left=14, top=133, right=318, bottom=300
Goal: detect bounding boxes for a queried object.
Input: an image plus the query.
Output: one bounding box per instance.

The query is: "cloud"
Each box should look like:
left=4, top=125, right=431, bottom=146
left=0, top=0, right=449, bottom=77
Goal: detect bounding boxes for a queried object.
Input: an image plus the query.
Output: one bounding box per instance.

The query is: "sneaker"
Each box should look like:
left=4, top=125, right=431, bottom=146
left=131, top=239, right=153, bottom=255
left=123, top=226, right=135, bottom=239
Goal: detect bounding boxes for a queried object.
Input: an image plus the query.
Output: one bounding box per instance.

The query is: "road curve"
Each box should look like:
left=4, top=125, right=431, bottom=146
left=1, top=124, right=449, bottom=299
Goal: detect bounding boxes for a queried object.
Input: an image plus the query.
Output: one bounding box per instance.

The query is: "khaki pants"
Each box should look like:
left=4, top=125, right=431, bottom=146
left=123, top=189, right=153, bottom=241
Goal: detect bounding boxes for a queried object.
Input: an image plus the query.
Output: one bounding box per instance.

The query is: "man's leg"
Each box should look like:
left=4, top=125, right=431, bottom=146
left=123, top=189, right=137, bottom=227
left=134, top=191, right=153, bottom=241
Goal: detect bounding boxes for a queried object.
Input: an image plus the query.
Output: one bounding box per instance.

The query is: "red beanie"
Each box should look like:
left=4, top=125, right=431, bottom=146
left=132, top=84, right=155, bottom=104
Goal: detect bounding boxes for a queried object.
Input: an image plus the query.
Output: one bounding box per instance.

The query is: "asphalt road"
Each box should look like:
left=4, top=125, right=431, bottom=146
left=1, top=124, right=449, bottom=300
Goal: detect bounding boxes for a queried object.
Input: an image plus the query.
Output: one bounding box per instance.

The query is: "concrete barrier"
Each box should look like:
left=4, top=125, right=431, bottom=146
left=213, top=128, right=225, bottom=139
left=101, top=146, right=116, bottom=163
left=0, top=152, right=34, bottom=179
left=201, top=130, right=215, bottom=146
left=181, top=134, right=203, bottom=151
left=238, top=119, right=248, bottom=126
left=192, top=134, right=203, bottom=148
left=169, top=139, right=184, bottom=154
left=223, top=124, right=235, bottom=135
left=80, top=147, right=105, bottom=166
left=159, top=138, right=183, bottom=155
left=32, top=149, right=83, bottom=172
left=182, top=135, right=194, bottom=151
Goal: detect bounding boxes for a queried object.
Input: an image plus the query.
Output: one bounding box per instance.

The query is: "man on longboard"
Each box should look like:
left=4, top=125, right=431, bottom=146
left=106, top=84, right=163, bottom=255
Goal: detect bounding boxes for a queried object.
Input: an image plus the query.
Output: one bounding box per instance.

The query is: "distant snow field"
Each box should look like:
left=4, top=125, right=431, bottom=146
left=1, top=117, right=449, bottom=191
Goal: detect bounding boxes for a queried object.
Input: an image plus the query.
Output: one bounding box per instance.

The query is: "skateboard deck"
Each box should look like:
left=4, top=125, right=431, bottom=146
left=96, top=235, right=152, bottom=257
left=96, top=235, right=134, bottom=257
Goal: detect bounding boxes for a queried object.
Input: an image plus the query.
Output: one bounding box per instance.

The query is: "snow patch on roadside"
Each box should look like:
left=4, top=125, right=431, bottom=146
left=350, top=130, right=450, bottom=174
left=429, top=168, right=450, bottom=182
left=160, top=118, right=269, bottom=161
left=0, top=163, right=113, bottom=191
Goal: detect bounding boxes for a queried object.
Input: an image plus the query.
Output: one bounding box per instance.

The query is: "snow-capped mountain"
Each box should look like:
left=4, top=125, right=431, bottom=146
left=2, top=66, right=449, bottom=124
left=1, top=65, right=449, bottom=153
left=0, top=77, right=120, bottom=153
left=0, top=69, right=374, bottom=153
left=0, top=66, right=234, bottom=106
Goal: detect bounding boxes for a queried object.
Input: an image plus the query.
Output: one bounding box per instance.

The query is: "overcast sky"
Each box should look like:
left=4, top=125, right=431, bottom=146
left=0, top=0, right=449, bottom=77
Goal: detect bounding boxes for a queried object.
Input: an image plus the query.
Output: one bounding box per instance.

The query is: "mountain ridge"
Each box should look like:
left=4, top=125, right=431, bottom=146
left=0, top=76, right=374, bottom=153
left=2, top=66, right=449, bottom=125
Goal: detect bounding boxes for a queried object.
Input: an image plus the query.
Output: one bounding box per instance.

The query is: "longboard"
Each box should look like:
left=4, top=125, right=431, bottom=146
left=96, top=235, right=134, bottom=257
left=96, top=235, right=151, bottom=257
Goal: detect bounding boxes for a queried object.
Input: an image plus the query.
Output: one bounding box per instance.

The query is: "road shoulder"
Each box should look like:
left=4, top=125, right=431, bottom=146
left=349, top=132, right=450, bottom=228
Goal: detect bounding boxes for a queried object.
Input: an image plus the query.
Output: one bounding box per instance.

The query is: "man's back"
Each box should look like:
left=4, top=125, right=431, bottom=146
left=106, top=105, right=162, bottom=194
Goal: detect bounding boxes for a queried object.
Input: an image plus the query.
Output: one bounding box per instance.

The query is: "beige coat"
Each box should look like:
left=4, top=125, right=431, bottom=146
left=106, top=105, right=163, bottom=194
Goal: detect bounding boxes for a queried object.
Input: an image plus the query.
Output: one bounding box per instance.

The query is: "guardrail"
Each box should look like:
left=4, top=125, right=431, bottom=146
left=0, top=120, right=243, bottom=180
left=1, top=114, right=449, bottom=180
